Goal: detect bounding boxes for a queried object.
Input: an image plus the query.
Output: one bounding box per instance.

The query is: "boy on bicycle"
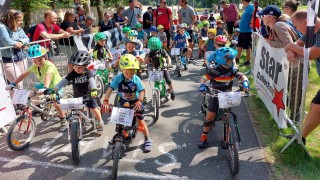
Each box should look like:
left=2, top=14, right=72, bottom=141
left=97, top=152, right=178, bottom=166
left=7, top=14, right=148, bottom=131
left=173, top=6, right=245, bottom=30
left=144, top=37, right=175, bottom=100
left=115, top=26, right=131, bottom=49
left=89, top=32, right=113, bottom=62
left=102, top=54, right=152, bottom=152
left=6, top=44, right=66, bottom=132
left=201, top=28, right=216, bottom=67
left=54, top=51, right=104, bottom=135
left=203, top=35, right=228, bottom=67
left=169, top=24, right=192, bottom=64
left=197, top=47, right=250, bottom=148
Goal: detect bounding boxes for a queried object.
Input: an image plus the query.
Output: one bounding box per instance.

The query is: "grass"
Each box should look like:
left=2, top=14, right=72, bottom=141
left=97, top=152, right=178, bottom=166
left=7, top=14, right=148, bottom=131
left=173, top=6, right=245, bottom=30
left=238, top=51, right=320, bottom=179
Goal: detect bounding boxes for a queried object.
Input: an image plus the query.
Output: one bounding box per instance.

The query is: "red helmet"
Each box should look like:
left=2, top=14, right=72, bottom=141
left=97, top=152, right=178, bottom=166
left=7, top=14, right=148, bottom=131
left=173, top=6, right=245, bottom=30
left=200, top=15, right=205, bottom=21
left=215, top=35, right=228, bottom=44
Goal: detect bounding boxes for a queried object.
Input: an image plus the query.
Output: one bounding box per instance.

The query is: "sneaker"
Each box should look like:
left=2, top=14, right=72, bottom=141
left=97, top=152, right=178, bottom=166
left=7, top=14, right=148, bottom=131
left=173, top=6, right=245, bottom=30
left=170, top=92, right=175, bottom=101
left=144, top=139, right=152, bottom=152
left=221, top=140, right=228, bottom=149
left=59, top=124, right=67, bottom=132
left=96, top=125, right=103, bottom=136
left=243, top=61, right=250, bottom=66
left=167, top=63, right=173, bottom=69
left=198, top=134, right=208, bottom=148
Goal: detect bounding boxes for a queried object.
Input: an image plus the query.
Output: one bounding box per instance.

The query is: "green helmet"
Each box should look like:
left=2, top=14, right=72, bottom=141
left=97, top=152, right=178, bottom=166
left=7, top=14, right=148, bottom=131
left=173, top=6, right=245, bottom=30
left=119, top=54, right=139, bottom=70
left=94, top=32, right=107, bottom=42
left=135, top=23, right=143, bottom=28
left=148, top=37, right=162, bottom=51
left=28, top=44, right=47, bottom=59
left=122, top=26, right=131, bottom=33
left=202, top=20, right=209, bottom=27
left=128, top=30, right=138, bottom=37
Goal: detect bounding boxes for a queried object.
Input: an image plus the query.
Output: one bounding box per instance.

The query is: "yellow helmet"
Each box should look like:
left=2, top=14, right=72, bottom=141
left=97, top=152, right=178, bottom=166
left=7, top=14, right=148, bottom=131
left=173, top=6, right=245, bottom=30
left=157, top=25, right=164, bottom=30
left=119, top=54, right=139, bottom=70
left=208, top=28, right=216, bottom=35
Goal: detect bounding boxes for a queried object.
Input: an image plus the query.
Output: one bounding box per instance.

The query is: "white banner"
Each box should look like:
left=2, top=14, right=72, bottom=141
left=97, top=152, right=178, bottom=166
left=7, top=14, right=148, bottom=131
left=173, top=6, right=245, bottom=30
left=0, top=76, right=16, bottom=128
left=254, top=35, right=289, bottom=128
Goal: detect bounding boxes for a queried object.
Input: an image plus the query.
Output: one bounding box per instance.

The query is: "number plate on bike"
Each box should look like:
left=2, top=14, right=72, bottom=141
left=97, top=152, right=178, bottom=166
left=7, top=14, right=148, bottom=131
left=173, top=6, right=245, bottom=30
left=11, top=89, right=32, bottom=105
left=110, top=107, right=135, bottom=126
left=218, top=92, right=242, bottom=108
left=171, top=48, right=180, bottom=56
left=148, top=71, right=164, bottom=81
left=60, top=97, right=84, bottom=110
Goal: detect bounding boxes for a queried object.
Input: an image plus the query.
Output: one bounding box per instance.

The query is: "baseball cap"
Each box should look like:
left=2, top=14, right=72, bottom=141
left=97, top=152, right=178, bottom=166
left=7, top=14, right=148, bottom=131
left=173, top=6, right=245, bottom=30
left=257, top=5, right=281, bottom=17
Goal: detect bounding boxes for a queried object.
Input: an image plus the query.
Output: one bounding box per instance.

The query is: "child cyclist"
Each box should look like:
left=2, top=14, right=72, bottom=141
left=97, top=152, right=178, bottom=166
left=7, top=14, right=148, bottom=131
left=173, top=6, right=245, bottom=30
left=157, top=25, right=168, bottom=52
left=6, top=44, right=66, bottom=132
left=201, top=28, right=216, bottom=67
left=215, top=20, right=228, bottom=36
left=169, top=24, right=192, bottom=66
left=203, top=35, right=228, bottom=67
left=149, top=25, right=158, bottom=38
left=229, top=28, right=240, bottom=49
left=136, top=23, right=148, bottom=45
left=144, top=37, right=175, bottom=100
left=102, top=54, right=152, bottom=152
left=115, top=26, right=131, bottom=49
left=90, top=32, right=113, bottom=61
left=197, top=47, right=250, bottom=148
left=198, top=21, right=209, bottom=59
left=54, top=51, right=104, bottom=135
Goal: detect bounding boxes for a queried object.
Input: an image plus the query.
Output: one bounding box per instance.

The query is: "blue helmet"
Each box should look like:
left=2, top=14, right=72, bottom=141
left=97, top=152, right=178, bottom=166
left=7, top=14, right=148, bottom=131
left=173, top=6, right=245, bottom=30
left=28, top=44, right=47, bottom=59
left=213, top=47, right=238, bottom=67
left=150, top=25, right=157, bottom=32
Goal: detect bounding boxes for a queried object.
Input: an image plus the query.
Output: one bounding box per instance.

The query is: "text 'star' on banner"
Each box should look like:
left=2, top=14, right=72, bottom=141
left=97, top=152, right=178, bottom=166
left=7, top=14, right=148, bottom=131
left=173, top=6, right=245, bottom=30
left=254, top=35, right=289, bottom=128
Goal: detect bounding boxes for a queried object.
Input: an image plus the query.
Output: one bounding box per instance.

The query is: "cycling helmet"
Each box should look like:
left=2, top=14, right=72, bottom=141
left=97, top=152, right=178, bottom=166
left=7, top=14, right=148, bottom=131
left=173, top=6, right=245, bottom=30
left=202, top=20, right=209, bottom=27
left=128, top=30, right=138, bottom=37
left=70, top=51, right=91, bottom=66
left=213, top=47, right=238, bottom=67
left=119, top=54, right=139, bottom=70
left=234, top=28, right=240, bottom=33
left=28, top=44, right=47, bottom=59
left=177, top=23, right=186, bottom=30
left=150, top=25, right=157, bottom=32
left=208, top=28, right=216, bottom=35
left=217, top=20, right=224, bottom=25
left=135, top=23, right=143, bottom=29
left=94, top=32, right=107, bottom=42
left=122, top=26, right=131, bottom=33
left=157, top=25, right=164, bottom=30
left=215, top=35, right=228, bottom=44
left=200, top=15, right=205, bottom=21
left=148, top=37, right=162, bottom=51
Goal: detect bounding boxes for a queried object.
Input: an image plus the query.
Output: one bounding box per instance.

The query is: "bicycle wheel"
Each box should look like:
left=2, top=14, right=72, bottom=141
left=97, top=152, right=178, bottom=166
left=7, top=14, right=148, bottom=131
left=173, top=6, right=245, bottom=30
left=7, top=114, right=36, bottom=151
left=95, top=75, right=105, bottom=99
left=152, top=90, right=160, bottom=122
left=227, top=113, right=240, bottom=174
left=114, top=93, right=120, bottom=107
left=111, top=141, right=122, bottom=180
left=175, top=56, right=181, bottom=77
left=71, top=118, right=81, bottom=165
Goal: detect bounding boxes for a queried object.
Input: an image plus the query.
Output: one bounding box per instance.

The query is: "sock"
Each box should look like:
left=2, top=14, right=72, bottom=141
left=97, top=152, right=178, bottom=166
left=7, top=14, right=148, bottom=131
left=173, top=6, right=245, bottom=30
left=145, top=136, right=149, bottom=141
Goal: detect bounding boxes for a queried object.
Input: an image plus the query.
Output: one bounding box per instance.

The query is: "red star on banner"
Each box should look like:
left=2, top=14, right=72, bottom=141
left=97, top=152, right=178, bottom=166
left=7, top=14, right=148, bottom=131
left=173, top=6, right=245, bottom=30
left=272, top=86, right=285, bottom=117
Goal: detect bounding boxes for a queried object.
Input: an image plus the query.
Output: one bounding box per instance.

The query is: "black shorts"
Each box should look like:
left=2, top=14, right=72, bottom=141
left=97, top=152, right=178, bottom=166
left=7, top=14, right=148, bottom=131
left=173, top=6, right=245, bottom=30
left=180, top=47, right=188, bottom=54
left=238, top=32, right=252, bottom=49
left=226, top=21, right=238, bottom=35
left=119, top=98, right=145, bottom=120
left=311, top=89, right=320, bottom=104
left=86, top=97, right=99, bottom=109
left=208, top=96, right=219, bottom=113
left=187, top=30, right=194, bottom=43
left=164, top=29, right=171, bottom=47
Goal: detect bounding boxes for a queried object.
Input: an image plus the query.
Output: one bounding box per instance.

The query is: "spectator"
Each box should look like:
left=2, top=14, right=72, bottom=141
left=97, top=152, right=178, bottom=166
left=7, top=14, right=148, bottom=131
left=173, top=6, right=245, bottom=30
left=75, top=7, right=86, bottom=25
left=204, top=9, right=209, bottom=15
left=284, top=10, right=320, bottom=145
left=235, top=0, right=254, bottom=65
left=258, top=5, right=299, bottom=48
left=120, top=0, right=142, bottom=30
left=0, top=9, right=29, bottom=95
left=153, top=0, right=173, bottom=49
left=143, top=7, right=153, bottom=37
left=73, top=0, right=82, bottom=14
left=80, top=15, right=94, bottom=34
left=32, top=10, right=70, bottom=59
left=178, top=0, right=196, bottom=60
left=98, top=13, right=118, bottom=32
left=113, top=6, right=126, bottom=25
left=220, top=0, right=240, bottom=38
left=282, top=0, right=302, bottom=38
left=59, top=11, right=84, bottom=72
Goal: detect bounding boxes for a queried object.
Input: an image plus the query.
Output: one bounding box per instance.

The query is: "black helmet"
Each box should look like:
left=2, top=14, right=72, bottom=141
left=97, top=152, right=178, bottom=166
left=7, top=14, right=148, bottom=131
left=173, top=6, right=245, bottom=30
left=70, top=51, right=91, bottom=66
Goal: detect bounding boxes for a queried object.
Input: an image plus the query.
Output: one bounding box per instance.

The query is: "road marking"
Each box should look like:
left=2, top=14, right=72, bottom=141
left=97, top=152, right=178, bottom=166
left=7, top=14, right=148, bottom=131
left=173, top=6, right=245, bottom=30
left=0, top=156, right=188, bottom=179
left=155, top=142, right=178, bottom=166
left=189, top=147, right=218, bottom=166
left=29, top=133, right=63, bottom=154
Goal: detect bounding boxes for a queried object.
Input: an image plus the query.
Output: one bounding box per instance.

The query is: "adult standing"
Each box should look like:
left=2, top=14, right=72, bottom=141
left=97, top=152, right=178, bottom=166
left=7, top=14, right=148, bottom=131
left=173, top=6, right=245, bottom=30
left=178, top=0, right=196, bottom=60
left=143, top=7, right=153, bottom=37
left=153, top=0, right=173, bottom=48
left=284, top=10, right=320, bottom=145
left=220, top=0, right=240, bottom=38
left=235, top=0, right=254, bottom=65
left=113, top=6, right=126, bottom=25
left=98, top=13, right=118, bottom=32
left=0, top=9, right=29, bottom=94
left=282, top=0, right=302, bottom=38
left=120, top=0, right=142, bottom=30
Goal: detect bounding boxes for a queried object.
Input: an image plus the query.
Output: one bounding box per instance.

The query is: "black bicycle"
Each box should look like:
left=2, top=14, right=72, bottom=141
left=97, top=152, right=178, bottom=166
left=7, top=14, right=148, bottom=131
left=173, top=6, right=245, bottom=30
left=200, top=86, right=242, bottom=174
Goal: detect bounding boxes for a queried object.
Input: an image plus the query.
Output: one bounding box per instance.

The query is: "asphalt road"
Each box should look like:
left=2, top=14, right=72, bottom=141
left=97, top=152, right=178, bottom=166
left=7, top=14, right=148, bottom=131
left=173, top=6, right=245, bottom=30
left=0, top=48, right=272, bottom=180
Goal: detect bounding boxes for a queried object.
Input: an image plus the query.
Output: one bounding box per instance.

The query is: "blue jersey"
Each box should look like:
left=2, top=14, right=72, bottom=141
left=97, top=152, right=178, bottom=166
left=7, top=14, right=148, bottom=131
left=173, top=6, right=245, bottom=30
left=173, top=33, right=188, bottom=48
left=137, top=30, right=146, bottom=40
left=239, top=4, right=254, bottom=33
left=216, top=27, right=225, bottom=36
left=110, top=74, right=145, bottom=101
left=205, top=39, right=215, bottom=51
left=200, top=28, right=207, bottom=38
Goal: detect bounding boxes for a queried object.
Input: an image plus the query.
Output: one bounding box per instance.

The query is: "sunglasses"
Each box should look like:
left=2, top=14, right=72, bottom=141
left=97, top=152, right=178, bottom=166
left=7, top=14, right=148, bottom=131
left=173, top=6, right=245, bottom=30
left=217, top=44, right=225, bottom=47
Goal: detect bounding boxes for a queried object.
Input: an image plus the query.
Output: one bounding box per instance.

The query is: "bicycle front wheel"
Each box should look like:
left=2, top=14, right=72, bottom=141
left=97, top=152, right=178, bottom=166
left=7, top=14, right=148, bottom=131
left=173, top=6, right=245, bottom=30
left=227, top=113, right=240, bottom=174
left=111, top=141, right=122, bottom=180
left=7, top=114, right=36, bottom=151
left=95, top=75, right=105, bottom=99
left=71, top=119, right=81, bottom=165
left=152, top=90, right=160, bottom=122
left=175, top=56, right=182, bottom=77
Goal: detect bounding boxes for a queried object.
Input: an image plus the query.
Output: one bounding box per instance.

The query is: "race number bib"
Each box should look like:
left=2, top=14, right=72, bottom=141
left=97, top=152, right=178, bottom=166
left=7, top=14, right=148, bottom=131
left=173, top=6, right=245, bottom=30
left=60, top=97, right=84, bottom=110
left=148, top=70, right=164, bottom=81
left=218, top=92, right=242, bottom=108
left=11, top=89, right=31, bottom=105
left=110, top=107, right=135, bottom=126
left=171, top=48, right=180, bottom=56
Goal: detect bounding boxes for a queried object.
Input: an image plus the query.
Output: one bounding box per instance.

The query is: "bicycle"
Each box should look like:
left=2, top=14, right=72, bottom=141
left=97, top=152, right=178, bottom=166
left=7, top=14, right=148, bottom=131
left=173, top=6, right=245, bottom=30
left=108, top=103, right=138, bottom=180
left=171, top=47, right=187, bottom=77
left=200, top=86, right=243, bottom=174
left=59, top=95, right=99, bottom=165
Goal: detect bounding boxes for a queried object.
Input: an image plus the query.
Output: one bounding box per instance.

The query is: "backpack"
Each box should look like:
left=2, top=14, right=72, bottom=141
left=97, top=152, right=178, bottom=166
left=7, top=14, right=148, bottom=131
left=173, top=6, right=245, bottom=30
left=155, top=8, right=169, bottom=25
left=27, top=22, right=54, bottom=42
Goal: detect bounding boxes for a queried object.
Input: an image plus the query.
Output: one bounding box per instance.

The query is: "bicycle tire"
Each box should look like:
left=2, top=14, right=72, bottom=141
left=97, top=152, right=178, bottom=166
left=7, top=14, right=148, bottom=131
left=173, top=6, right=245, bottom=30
left=71, top=118, right=81, bottom=165
left=175, top=56, right=181, bottom=77
left=152, top=90, right=160, bottom=122
left=114, top=93, right=120, bottom=107
left=95, top=75, right=105, bottom=99
left=111, top=141, right=122, bottom=180
left=227, top=113, right=240, bottom=174
left=7, top=114, right=36, bottom=151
